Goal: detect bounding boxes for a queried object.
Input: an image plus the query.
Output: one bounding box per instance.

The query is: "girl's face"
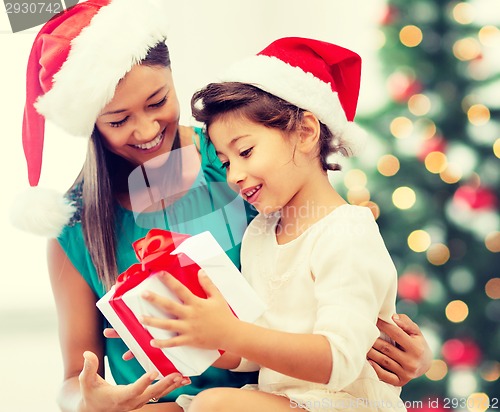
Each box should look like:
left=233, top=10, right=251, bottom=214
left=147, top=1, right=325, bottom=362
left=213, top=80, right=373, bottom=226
left=95, top=64, right=180, bottom=167
left=209, top=114, right=310, bottom=215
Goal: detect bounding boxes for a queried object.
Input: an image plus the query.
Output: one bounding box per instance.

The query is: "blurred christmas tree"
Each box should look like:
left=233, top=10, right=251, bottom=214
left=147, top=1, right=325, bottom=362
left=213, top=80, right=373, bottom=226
left=341, top=0, right=499, bottom=409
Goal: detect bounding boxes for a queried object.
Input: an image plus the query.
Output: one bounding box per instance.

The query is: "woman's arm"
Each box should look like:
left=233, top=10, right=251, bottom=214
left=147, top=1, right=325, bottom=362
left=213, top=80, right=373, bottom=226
left=47, top=240, right=183, bottom=412
left=369, top=314, right=433, bottom=386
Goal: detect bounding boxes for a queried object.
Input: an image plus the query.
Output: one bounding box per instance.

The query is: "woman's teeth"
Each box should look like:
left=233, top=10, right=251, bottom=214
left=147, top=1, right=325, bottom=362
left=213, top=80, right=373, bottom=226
left=134, top=132, right=163, bottom=150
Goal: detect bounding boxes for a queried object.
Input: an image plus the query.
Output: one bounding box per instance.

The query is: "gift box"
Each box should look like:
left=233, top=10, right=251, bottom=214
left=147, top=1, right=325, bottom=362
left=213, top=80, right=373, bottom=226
left=96, top=229, right=266, bottom=377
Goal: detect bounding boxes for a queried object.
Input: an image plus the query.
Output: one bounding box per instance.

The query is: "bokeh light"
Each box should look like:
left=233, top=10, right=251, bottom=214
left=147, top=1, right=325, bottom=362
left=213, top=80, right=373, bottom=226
left=425, top=151, right=448, bottom=173
left=448, top=268, right=475, bottom=294
left=415, top=118, right=437, bottom=140
left=479, top=361, right=500, bottom=382
left=425, top=359, right=448, bottom=381
left=408, top=93, right=431, bottom=116
left=426, top=243, right=450, bottom=265
left=440, top=165, right=463, bottom=184
left=390, top=116, right=414, bottom=138
left=399, top=25, right=423, bottom=47
left=377, top=154, right=400, bottom=176
left=467, top=393, right=490, bottom=412
left=445, top=300, right=469, bottom=323
left=344, top=169, right=367, bottom=189
left=494, top=138, right=500, bottom=158
left=448, top=369, right=478, bottom=397
left=347, top=187, right=371, bottom=205
left=478, top=25, right=500, bottom=47
left=453, top=37, right=482, bottom=61
left=392, top=186, right=416, bottom=209
left=485, top=278, right=500, bottom=299
left=485, top=231, right=500, bottom=252
left=408, top=230, right=431, bottom=252
left=467, top=104, right=490, bottom=126
left=452, top=2, right=475, bottom=25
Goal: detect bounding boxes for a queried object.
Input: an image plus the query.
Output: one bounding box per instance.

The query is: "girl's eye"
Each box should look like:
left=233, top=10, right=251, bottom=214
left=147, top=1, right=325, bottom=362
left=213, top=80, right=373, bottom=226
left=150, top=95, right=167, bottom=108
left=240, top=147, right=253, bottom=158
left=109, top=117, right=129, bottom=128
left=220, top=160, right=230, bottom=170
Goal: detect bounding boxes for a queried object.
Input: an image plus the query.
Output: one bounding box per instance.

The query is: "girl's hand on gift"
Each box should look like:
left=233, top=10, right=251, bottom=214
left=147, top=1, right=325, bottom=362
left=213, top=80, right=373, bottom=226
left=367, top=314, right=433, bottom=386
left=78, top=350, right=187, bottom=411
left=140, top=270, right=237, bottom=350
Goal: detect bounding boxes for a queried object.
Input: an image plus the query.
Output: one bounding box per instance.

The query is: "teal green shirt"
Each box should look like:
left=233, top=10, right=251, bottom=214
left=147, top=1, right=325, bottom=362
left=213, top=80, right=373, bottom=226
left=58, top=128, right=258, bottom=401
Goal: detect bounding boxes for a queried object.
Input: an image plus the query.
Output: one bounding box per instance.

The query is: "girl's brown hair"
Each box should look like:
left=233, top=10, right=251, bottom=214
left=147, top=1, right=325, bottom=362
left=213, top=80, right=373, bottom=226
left=191, top=82, right=347, bottom=172
left=68, top=42, right=171, bottom=290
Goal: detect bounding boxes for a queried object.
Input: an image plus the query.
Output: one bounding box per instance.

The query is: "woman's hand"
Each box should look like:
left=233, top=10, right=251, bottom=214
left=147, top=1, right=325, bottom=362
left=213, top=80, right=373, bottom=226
left=103, top=328, right=135, bottom=361
left=78, top=351, right=186, bottom=412
left=368, top=314, right=433, bottom=386
left=140, top=271, right=237, bottom=350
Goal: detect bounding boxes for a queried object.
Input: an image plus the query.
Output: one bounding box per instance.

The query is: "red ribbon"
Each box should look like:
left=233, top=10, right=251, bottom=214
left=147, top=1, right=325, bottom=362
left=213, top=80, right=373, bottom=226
left=109, top=229, right=209, bottom=377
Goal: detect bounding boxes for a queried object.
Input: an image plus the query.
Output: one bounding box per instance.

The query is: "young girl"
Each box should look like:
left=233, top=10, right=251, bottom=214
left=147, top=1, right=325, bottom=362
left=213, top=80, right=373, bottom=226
left=140, top=38, right=409, bottom=411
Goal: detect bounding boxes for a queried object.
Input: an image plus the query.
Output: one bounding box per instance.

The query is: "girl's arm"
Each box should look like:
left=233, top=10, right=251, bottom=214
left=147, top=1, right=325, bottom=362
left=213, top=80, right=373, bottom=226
left=141, top=272, right=332, bottom=384
left=47, top=240, right=183, bottom=412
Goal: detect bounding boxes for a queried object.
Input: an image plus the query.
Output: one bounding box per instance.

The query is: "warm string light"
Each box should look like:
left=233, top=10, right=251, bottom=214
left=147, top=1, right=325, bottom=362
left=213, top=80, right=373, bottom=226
left=390, top=116, right=414, bottom=139
left=445, top=300, right=469, bottom=323
left=392, top=186, right=416, bottom=209
left=377, top=154, right=400, bottom=176
left=452, top=2, right=475, bottom=25
left=494, top=138, right=500, bottom=158
left=467, top=393, right=490, bottom=412
left=408, top=93, right=432, bottom=116
left=343, top=169, right=371, bottom=205
left=408, top=229, right=431, bottom=252
left=425, top=151, right=448, bottom=173
left=399, top=25, right=423, bottom=47
left=485, top=278, right=500, bottom=299
left=426, top=243, right=450, bottom=265
left=425, top=359, right=448, bottom=381
left=453, top=37, right=482, bottom=61
left=467, top=104, right=490, bottom=126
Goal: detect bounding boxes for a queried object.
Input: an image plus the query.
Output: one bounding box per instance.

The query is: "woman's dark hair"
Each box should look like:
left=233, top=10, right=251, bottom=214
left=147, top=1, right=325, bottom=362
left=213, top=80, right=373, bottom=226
left=191, top=82, right=347, bottom=172
left=69, top=41, right=171, bottom=290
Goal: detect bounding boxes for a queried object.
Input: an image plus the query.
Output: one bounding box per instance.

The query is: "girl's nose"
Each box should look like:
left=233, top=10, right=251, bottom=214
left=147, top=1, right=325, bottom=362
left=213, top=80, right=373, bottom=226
left=226, top=165, right=245, bottom=186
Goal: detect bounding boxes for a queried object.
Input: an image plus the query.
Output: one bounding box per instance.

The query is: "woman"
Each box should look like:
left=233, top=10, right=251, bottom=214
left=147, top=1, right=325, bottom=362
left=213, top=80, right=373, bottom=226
left=15, top=1, right=431, bottom=411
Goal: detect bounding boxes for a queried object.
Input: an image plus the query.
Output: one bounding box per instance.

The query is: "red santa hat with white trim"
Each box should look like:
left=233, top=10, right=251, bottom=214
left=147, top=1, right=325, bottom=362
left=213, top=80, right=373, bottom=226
left=219, top=37, right=366, bottom=156
left=11, top=0, right=170, bottom=237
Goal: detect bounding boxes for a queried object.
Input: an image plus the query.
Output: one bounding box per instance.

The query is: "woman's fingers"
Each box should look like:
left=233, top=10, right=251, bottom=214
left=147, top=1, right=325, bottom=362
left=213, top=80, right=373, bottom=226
left=368, top=360, right=401, bottom=386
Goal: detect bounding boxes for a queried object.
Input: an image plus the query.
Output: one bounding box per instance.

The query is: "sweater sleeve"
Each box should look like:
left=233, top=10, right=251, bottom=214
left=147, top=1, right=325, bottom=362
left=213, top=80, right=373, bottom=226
left=310, top=206, right=398, bottom=391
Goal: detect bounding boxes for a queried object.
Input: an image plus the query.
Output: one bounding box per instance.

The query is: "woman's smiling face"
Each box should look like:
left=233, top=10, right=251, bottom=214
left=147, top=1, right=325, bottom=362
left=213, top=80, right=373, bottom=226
left=95, top=64, right=180, bottom=167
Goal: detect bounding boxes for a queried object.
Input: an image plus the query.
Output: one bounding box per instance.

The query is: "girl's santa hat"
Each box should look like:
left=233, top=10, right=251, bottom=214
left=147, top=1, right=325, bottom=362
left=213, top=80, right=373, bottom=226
left=12, top=0, right=170, bottom=237
left=219, top=37, right=366, bottom=155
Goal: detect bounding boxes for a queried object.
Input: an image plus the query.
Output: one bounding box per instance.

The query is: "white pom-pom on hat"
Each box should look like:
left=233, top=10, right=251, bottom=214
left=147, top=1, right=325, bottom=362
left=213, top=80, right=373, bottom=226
left=10, top=187, right=76, bottom=238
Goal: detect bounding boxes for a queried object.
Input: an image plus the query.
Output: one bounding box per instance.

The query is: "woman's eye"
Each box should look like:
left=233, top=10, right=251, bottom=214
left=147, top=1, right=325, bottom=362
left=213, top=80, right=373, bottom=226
left=109, top=117, right=129, bottom=128
left=220, top=160, right=230, bottom=169
left=240, top=147, right=253, bottom=157
left=150, top=96, right=167, bottom=108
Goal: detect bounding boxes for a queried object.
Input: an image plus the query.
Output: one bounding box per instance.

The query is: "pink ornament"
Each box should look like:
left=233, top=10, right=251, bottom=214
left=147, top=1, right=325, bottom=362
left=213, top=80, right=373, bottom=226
left=379, top=5, right=399, bottom=26
left=442, top=338, right=482, bottom=367
left=453, top=185, right=497, bottom=211
left=387, top=72, right=422, bottom=103
left=397, top=273, right=429, bottom=303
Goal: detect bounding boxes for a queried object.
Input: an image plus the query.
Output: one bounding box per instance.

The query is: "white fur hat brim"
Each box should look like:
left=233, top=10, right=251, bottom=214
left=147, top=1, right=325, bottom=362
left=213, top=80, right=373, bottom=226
left=35, top=0, right=171, bottom=137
